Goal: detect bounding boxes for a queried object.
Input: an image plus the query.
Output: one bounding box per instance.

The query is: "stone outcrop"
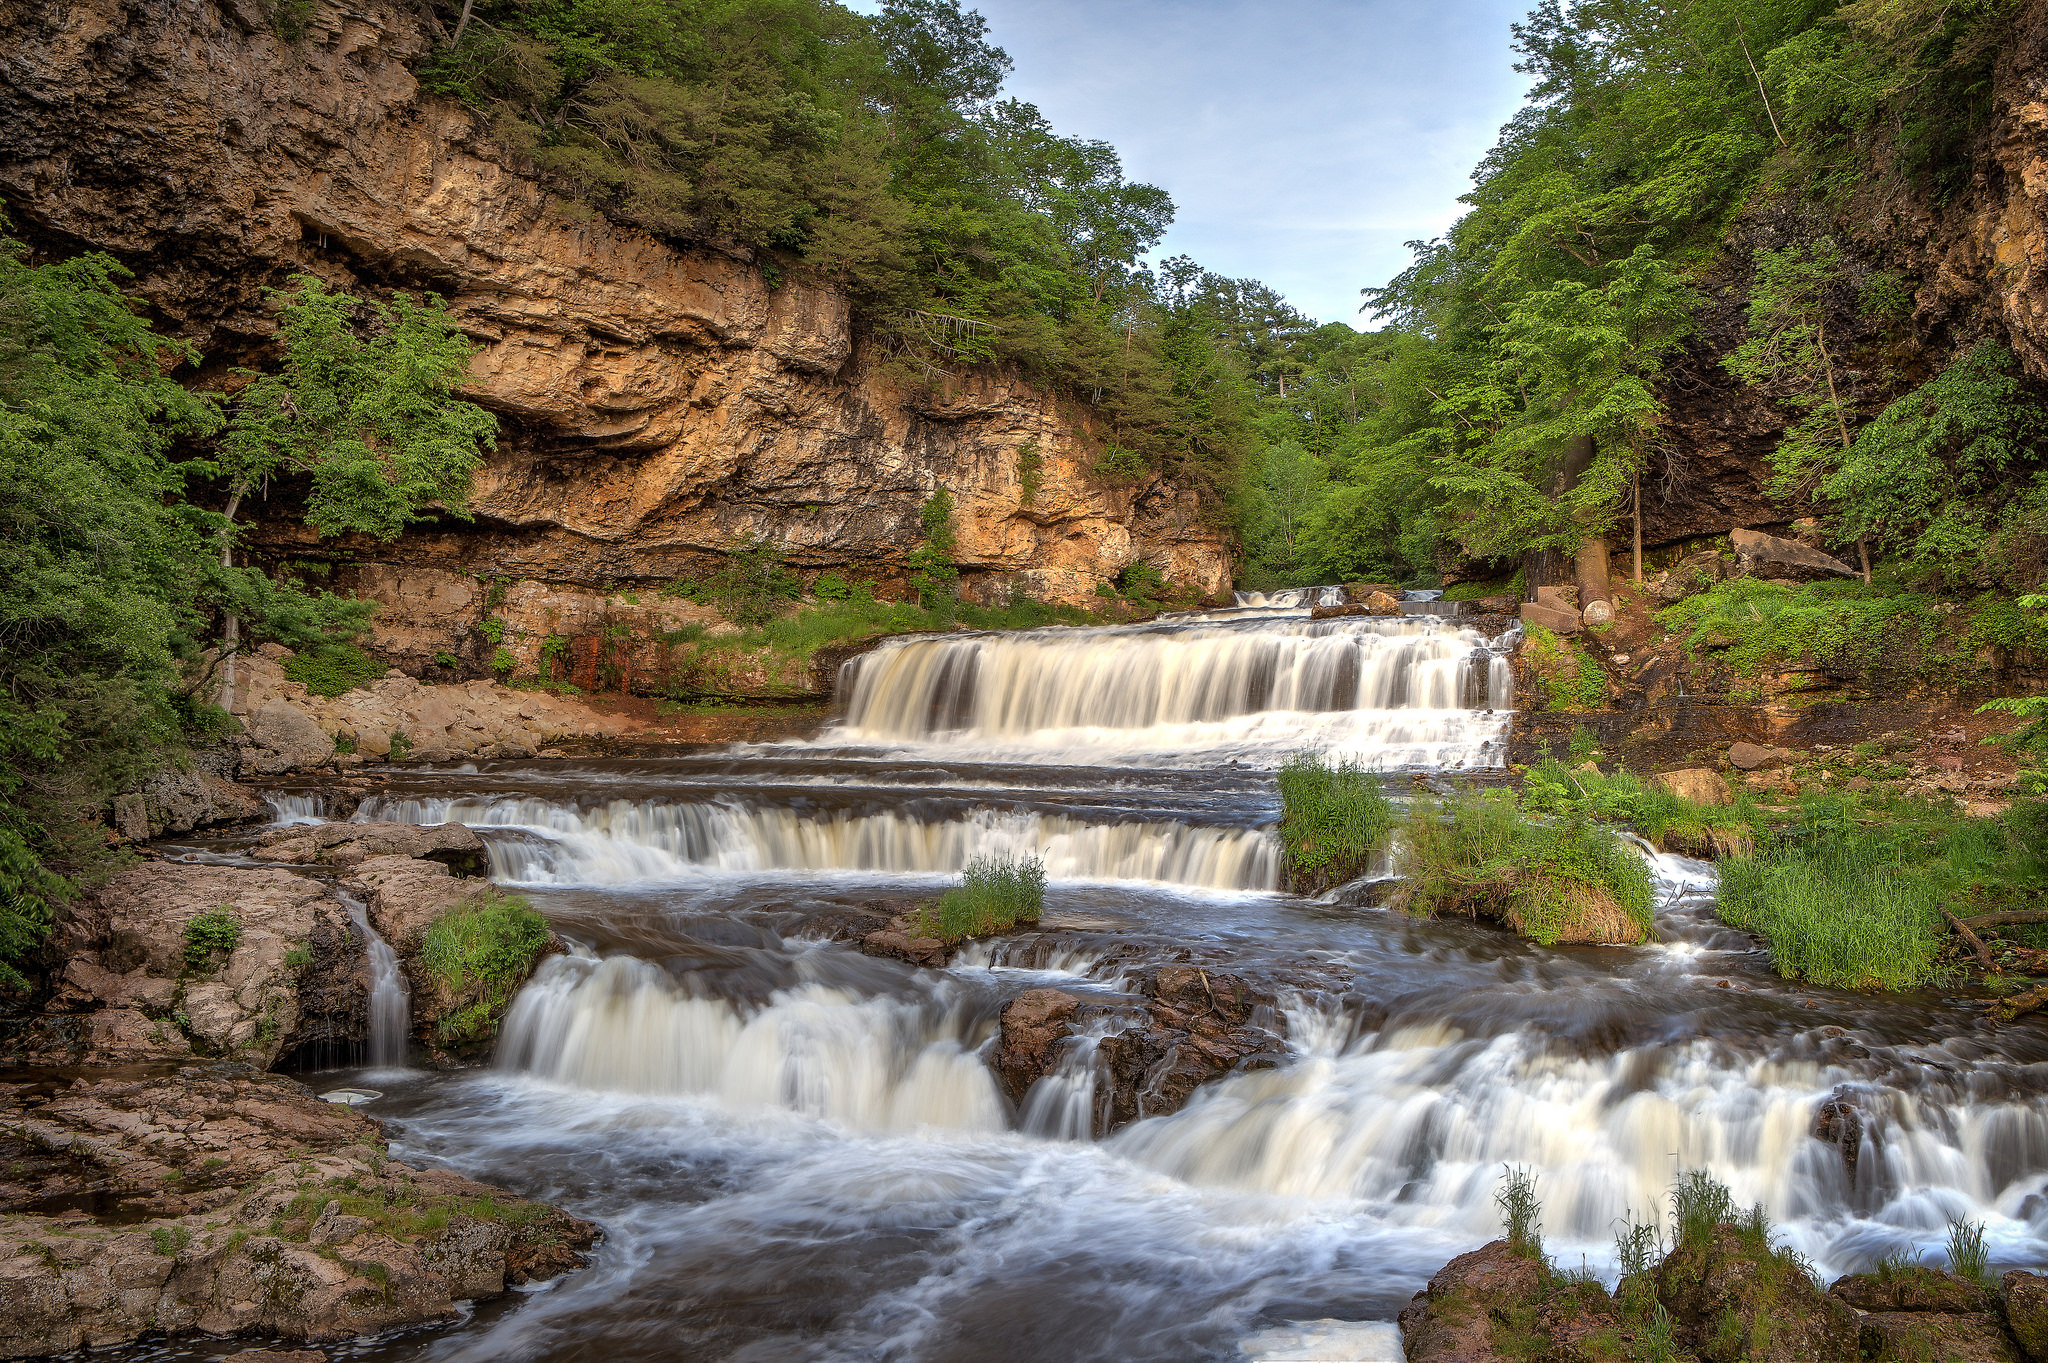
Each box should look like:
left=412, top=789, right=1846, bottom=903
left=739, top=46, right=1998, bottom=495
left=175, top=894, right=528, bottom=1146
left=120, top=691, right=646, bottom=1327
left=224, top=650, right=633, bottom=777
left=113, top=757, right=265, bottom=842
left=992, top=964, right=1286, bottom=1134
left=8, top=865, right=367, bottom=1071
left=1732, top=527, right=1859, bottom=579
left=254, top=821, right=487, bottom=876
left=0, top=0, right=1232, bottom=621
left=0, top=1068, right=594, bottom=1356
left=1828, top=1268, right=2023, bottom=1363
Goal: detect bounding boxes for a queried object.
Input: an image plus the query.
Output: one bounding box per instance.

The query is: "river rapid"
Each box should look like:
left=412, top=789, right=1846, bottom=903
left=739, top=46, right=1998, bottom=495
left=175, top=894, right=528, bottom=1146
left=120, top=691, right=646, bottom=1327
left=199, top=605, right=2048, bottom=1361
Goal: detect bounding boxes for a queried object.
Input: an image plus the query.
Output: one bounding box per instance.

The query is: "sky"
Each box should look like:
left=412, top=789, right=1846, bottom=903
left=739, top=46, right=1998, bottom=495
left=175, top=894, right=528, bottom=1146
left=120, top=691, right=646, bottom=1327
left=855, top=0, right=1536, bottom=326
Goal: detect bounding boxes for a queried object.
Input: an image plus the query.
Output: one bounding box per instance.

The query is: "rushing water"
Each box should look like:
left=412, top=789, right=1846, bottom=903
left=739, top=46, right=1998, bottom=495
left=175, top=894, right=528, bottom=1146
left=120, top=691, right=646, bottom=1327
left=178, top=602, right=2048, bottom=1361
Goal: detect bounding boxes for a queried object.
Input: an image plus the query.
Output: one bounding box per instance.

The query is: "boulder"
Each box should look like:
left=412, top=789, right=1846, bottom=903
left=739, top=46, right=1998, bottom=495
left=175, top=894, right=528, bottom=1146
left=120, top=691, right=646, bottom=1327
left=1732, top=527, right=1858, bottom=578
left=1520, top=601, right=1582, bottom=635
left=1655, top=1226, right=1859, bottom=1362
left=0, top=1068, right=595, bottom=1356
left=1398, top=1240, right=1546, bottom=1363
left=860, top=928, right=948, bottom=969
left=1727, top=741, right=1786, bottom=771
left=2006, top=1270, right=2048, bottom=1361
left=1656, top=550, right=1728, bottom=602
left=9, top=865, right=365, bottom=1070
left=241, top=700, right=336, bottom=777
left=994, top=989, right=1082, bottom=1102
left=1650, top=768, right=1733, bottom=807
left=1363, top=590, right=1405, bottom=615
left=1830, top=1270, right=2024, bottom=1363
left=254, top=821, right=487, bottom=875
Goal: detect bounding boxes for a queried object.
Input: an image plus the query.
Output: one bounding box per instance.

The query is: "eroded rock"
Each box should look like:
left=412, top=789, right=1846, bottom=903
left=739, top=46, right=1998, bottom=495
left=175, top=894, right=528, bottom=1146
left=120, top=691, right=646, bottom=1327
left=254, top=822, right=487, bottom=876
left=0, top=1068, right=594, bottom=1356
left=1650, top=766, right=1733, bottom=806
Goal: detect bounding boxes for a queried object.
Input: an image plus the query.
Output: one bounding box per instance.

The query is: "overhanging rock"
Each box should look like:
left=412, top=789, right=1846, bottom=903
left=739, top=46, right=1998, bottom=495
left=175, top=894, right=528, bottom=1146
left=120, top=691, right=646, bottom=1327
left=1731, top=528, right=1857, bottom=577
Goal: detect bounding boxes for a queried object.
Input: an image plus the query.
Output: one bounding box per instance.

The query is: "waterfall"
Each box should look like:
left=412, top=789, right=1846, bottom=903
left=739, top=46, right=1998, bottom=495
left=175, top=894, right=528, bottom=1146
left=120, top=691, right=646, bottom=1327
left=264, top=793, right=328, bottom=826
left=359, top=794, right=1280, bottom=891
left=1231, top=586, right=1350, bottom=609
left=834, top=615, right=1511, bottom=766
left=337, top=891, right=410, bottom=1069
left=1018, top=1022, right=1117, bottom=1141
left=496, top=952, right=1006, bottom=1132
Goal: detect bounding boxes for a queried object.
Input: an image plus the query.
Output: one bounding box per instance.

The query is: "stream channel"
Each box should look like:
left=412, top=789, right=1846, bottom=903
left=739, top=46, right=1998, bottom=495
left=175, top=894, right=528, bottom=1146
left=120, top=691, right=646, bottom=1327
left=174, top=602, right=2048, bottom=1361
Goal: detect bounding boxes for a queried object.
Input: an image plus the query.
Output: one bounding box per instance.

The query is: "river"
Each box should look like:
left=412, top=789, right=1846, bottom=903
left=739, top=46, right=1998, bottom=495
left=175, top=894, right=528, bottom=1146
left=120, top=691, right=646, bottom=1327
left=177, top=603, right=2048, bottom=1361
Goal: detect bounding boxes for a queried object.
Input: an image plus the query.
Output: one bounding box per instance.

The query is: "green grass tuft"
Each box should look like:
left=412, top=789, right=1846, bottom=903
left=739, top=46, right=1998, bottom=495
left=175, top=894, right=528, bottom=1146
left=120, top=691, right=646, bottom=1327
left=183, top=908, right=243, bottom=971
left=1717, top=833, right=1945, bottom=990
left=920, top=853, right=1046, bottom=945
left=419, top=890, right=552, bottom=1043
left=1277, top=751, right=1393, bottom=890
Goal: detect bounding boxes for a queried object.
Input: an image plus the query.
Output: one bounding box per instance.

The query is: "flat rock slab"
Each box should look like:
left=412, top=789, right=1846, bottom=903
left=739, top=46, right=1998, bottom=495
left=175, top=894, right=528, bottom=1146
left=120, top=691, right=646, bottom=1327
left=1521, top=601, right=1582, bottom=634
left=1732, top=527, right=1857, bottom=576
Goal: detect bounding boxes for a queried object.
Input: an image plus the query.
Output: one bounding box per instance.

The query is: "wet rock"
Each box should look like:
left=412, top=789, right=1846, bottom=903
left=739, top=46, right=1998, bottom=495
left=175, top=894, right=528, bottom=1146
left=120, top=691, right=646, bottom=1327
left=1655, top=1225, right=1859, bottom=1362
left=254, top=821, right=487, bottom=876
left=0, top=1068, right=595, bottom=1356
left=242, top=700, right=338, bottom=777
left=1308, top=603, right=1372, bottom=619
left=1364, top=590, right=1405, bottom=615
left=1812, top=1095, right=1863, bottom=1182
left=1855, top=1309, right=2023, bottom=1362
left=1397, top=1240, right=1544, bottom=1363
left=2004, top=1270, right=2048, bottom=1360
left=994, top=989, right=1082, bottom=1102
left=859, top=929, right=948, bottom=970
left=1650, top=767, right=1732, bottom=806
left=1829, top=1266, right=1990, bottom=1315
left=1092, top=966, right=1287, bottom=1130
left=8, top=865, right=366, bottom=1071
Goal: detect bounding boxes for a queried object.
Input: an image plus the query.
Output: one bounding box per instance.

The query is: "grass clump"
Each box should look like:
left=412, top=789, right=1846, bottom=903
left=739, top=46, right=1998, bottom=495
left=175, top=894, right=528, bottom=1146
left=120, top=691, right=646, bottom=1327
left=183, top=909, right=243, bottom=971
left=1394, top=789, right=1653, bottom=945
left=920, top=853, right=1046, bottom=946
left=419, top=890, right=552, bottom=1044
left=1717, top=831, right=1946, bottom=990
left=1276, top=751, right=1393, bottom=893
left=1496, top=1165, right=1543, bottom=1259
left=1523, top=757, right=1753, bottom=851
left=1945, top=1215, right=1990, bottom=1283
left=281, top=642, right=382, bottom=697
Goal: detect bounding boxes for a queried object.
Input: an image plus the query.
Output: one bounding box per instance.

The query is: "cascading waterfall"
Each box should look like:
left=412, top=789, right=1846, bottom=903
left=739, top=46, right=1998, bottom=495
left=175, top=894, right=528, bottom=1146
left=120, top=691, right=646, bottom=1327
left=264, top=793, right=328, bottom=826
left=359, top=794, right=1279, bottom=891
left=1018, top=1021, right=1118, bottom=1142
left=1231, top=585, right=1350, bottom=609
left=337, top=891, right=410, bottom=1069
left=497, top=951, right=1005, bottom=1132
left=835, top=614, right=1515, bottom=766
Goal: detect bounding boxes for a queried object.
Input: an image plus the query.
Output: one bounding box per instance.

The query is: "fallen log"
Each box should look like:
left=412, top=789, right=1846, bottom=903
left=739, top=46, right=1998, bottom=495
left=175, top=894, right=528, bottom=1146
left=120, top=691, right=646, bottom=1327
left=1992, top=981, right=2048, bottom=1023
left=1944, top=908, right=1995, bottom=971
left=1960, top=909, right=2048, bottom=931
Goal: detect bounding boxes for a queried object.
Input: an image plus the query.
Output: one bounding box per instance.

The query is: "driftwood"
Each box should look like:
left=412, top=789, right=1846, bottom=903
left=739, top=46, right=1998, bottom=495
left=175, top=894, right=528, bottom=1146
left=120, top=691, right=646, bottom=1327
left=1943, top=908, right=1995, bottom=971
left=1993, top=982, right=2048, bottom=1023
left=1960, top=909, right=2048, bottom=931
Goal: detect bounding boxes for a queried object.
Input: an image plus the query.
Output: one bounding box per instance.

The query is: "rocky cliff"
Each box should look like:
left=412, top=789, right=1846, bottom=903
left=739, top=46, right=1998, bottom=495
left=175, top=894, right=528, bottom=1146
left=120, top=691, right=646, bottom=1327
left=0, top=0, right=1233, bottom=624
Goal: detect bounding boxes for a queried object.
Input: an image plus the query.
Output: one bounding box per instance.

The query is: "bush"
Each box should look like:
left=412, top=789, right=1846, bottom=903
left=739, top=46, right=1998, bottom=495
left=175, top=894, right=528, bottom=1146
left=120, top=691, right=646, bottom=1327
left=419, top=890, right=553, bottom=1043
left=813, top=571, right=852, bottom=601
left=281, top=641, right=382, bottom=697
left=1521, top=626, right=1608, bottom=711
left=1522, top=758, right=1749, bottom=849
left=1717, top=831, right=1945, bottom=990
left=1394, top=788, right=1653, bottom=945
left=921, top=853, right=1046, bottom=945
left=702, top=536, right=801, bottom=627
left=1091, top=444, right=1146, bottom=483
left=1277, top=751, right=1393, bottom=892
left=183, top=908, right=243, bottom=971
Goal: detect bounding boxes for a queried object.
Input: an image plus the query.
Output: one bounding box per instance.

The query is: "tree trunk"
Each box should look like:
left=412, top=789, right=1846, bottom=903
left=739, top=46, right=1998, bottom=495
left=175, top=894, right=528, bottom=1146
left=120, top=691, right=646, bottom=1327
left=1575, top=536, right=1612, bottom=616
left=1632, top=467, right=1643, bottom=585
left=450, top=0, right=476, bottom=46
left=217, top=490, right=243, bottom=714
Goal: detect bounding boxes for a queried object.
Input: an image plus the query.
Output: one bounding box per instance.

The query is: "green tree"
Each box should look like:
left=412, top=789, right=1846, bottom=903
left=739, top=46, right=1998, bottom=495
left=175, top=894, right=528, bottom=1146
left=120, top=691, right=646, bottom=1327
left=906, top=487, right=960, bottom=609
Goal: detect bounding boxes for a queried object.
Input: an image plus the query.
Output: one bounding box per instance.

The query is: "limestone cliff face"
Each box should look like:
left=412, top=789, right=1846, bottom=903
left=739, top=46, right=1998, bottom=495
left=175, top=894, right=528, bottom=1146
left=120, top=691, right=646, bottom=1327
left=0, top=0, right=1232, bottom=611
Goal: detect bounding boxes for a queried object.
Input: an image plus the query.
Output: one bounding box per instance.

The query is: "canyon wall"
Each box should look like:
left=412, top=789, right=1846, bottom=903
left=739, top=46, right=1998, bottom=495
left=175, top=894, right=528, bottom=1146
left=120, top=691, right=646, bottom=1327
left=0, top=0, right=1232, bottom=626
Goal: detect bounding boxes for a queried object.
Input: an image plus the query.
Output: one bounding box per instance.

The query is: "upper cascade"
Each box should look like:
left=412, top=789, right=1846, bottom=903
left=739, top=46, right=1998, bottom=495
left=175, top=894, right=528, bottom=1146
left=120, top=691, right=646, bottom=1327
left=833, top=612, right=1516, bottom=767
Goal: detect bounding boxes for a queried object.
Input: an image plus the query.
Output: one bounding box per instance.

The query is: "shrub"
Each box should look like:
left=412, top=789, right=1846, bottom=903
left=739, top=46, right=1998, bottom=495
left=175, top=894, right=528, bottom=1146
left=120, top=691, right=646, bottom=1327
left=1091, top=444, right=1146, bottom=483
left=813, top=571, right=852, bottom=601
left=432, top=651, right=460, bottom=670
left=1521, top=625, right=1607, bottom=711
left=281, top=642, right=381, bottom=697
left=1394, top=788, right=1652, bottom=945
left=183, top=909, right=243, bottom=971
left=921, top=853, right=1046, bottom=945
left=1277, top=751, right=1393, bottom=892
left=1016, top=438, right=1043, bottom=505
left=419, top=890, right=553, bottom=1043
left=491, top=647, right=517, bottom=676
left=1717, top=832, right=1945, bottom=990
left=1114, top=560, right=1169, bottom=602
left=702, top=536, right=802, bottom=626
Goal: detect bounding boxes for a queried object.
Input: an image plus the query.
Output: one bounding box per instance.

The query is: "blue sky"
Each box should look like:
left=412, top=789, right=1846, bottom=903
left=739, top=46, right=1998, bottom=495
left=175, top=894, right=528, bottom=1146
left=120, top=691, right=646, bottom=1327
left=855, top=0, right=1536, bottom=326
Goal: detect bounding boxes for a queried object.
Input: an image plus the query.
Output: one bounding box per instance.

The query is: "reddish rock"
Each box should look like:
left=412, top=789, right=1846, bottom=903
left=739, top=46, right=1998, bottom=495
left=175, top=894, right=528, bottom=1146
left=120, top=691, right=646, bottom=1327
left=994, top=990, right=1082, bottom=1102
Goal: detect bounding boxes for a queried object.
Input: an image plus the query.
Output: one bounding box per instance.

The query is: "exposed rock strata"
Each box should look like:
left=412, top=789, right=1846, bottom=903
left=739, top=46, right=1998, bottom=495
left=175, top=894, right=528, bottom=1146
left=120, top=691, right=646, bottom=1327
left=7, top=865, right=367, bottom=1071
left=0, top=0, right=1232, bottom=617
left=0, top=1068, right=594, bottom=1356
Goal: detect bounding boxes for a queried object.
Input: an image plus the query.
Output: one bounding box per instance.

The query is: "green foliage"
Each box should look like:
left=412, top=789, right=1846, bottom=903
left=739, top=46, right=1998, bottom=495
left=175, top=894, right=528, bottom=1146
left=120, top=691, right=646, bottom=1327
left=1523, top=757, right=1748, bottom=849
left=1090, top=443, right=1146, bottom=483
left=223, top=276, right=496, bottom=540
left=813, top=571, right=853, bottom=601
left=1276, top=752, right=1393, bottom=888
left=921, top=853, right=1045, bottom=945
left=387, top=732, right=413, bottom=761
left=1717, top=832, right=1945, bottom=989
left=1946, top=1216, right=1990, bottom=1283
left=1394, top=787, right=1653, bottom=945
left=1521, top=626, right=1608, bottom=711
left=1441, top=569, right=1523, bottom=603
left=148, top=1226, right=191, bottom=1256
left=1826, top=343, right=2048, bottom=584
left=432, top=651, right=460, bottom=671
left=1496, top=1165, right=1544, bottom=1259
left=1113, top=560, right=1168, bottom=602
left=478, top=618, right=506, bottom=644
left=1725, top=237, right=1855, bottom=508
left=701, top=536, right=802, bottom=626
left=490, top=647, right=517, bottom=676
left=1014, top=438, right=1043, bottom=505
left=282, top=642, right=382, bottom=697
left=907, top=489, right=960, bottom=610
left=183, top=908, right=243, bottom=971
left=1671, top=1170, right=1737, bottom=1253
left=418, top=891, right=552, bottom=1043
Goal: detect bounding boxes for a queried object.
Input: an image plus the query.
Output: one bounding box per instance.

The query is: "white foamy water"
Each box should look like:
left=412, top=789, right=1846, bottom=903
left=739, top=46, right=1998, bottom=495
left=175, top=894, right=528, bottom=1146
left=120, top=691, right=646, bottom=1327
left=264, top=792, right=328, bottom=826
left=497, top=951, right=1005, bottom=1133
left=833, top=615, right=1514, bottom=767
left=360, top=794, right=1280, bottom=891
left=337, top=890, right=410, bottom=1069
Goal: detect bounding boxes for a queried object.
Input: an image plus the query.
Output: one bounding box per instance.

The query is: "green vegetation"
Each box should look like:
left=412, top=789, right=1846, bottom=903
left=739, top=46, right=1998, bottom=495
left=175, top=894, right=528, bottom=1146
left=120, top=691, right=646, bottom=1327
left=1946, top=1216, right=1990, bottom=1284
left=1521, top=625, right=1608, bottom=712
left=1496, top=1166, right=1544, bottom=1259
left=183, top=909, right=244, bottom=971
left=906, top=489, right=960, bottom=612
left=282, top=641, right=383, bottom=697
left=1522, top=757, right=1751, bottom=853
left=1275, top=751, right=1393, bottom=892
left=148, top=1226, right=191, bottom=1256
left=699, top=535, right=803, bottom=627
left=1394, top=787, right=1653, bottom=945
left=919, top=853, right=1045, bottom=945
left=1014, top=439, right=1043, bottom=506
left=418, top=890, right=553, bottom=1043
